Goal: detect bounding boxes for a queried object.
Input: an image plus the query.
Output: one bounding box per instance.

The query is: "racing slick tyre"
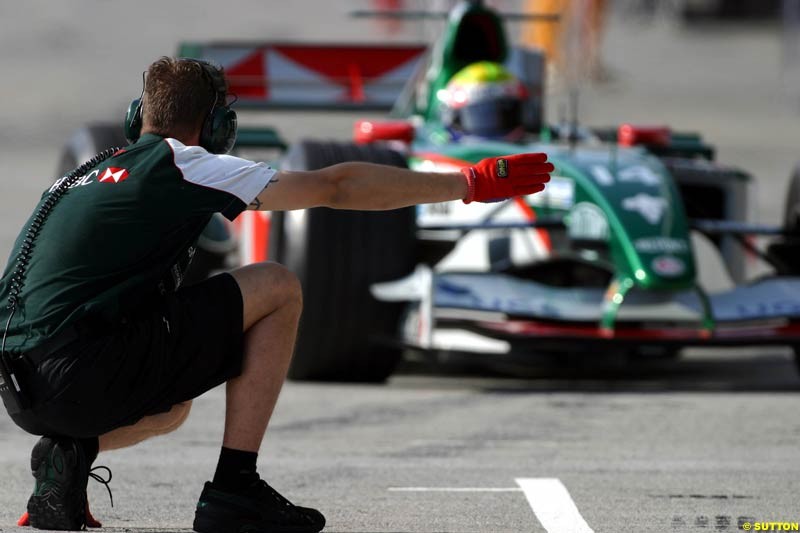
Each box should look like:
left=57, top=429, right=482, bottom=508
left=766, top=164, right=800, bottom=275
left=782, top=164, right=800, bottom=232
left=793, top=347, right=800, bottom=376
left=271, top=140, right=416, bottom=382
left=780, top=163, right=800, bottom=375
left=56, top=123, right=235, bottom=285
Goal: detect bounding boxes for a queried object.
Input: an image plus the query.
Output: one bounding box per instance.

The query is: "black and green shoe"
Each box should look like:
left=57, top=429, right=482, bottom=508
left=26, top=436, right=90, bottom=530
left=193, top=478, right=326, bottom=533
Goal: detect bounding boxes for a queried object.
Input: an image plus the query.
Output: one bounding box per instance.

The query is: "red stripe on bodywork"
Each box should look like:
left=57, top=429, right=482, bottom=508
left=232, top=211, right=271, bottom=264
left=713, top=321, right=800, bottom=340
left=253, top=212, right=270, bottom=263
left=481, top=320, right=707, bottom=340
left=513, top=196, right=552, bottom=251
left=478, top=319, right=800, bottom=342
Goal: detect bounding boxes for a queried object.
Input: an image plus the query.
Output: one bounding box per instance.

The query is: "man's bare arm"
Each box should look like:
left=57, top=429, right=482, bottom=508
left=247, top=154, right=553, bottom=211
left=247, top=178, right=278, bottom=210
left=248, top=163, right=468, bottom=212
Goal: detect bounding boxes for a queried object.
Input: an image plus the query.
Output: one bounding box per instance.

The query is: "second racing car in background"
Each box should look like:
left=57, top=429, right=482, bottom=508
left=57, top=0, right=800, bottom=382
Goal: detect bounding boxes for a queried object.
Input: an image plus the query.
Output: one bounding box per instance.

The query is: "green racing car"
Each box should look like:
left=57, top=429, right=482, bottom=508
left=56, top=0, right=800, bottom=382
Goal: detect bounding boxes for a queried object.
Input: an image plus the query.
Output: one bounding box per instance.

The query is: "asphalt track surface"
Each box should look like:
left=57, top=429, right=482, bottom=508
left=1, top=2, right=800, bottom=532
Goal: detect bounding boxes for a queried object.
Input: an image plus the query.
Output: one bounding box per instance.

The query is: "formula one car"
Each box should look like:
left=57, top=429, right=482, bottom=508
left=58, top=0, right=800, bottom=382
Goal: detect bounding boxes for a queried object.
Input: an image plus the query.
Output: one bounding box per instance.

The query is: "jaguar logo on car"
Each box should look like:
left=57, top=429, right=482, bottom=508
left=622, top=193, right=667, bottom=224
left=652, top=255, right=685, bottom=277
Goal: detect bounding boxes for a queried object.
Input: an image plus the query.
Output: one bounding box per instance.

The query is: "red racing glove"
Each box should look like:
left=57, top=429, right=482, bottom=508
left=460, top=153, right=553, bottom=204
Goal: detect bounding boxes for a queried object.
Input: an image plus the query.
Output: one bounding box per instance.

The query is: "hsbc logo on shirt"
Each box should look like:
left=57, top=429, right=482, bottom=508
left=98, top=167, right=130, bottom=183
left=48, top=167, right=131, bottom=193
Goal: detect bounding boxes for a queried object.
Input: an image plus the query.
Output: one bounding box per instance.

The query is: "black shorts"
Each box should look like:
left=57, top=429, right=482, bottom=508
left=10, top=273, right=244, bottom=438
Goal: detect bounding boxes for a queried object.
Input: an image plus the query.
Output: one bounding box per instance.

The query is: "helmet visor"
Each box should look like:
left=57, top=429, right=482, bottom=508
left=457, top=98, right=523, bottom=138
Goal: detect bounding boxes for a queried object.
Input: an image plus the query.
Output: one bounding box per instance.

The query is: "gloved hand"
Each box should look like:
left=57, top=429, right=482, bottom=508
left=460, top=153, right=553, bottom=204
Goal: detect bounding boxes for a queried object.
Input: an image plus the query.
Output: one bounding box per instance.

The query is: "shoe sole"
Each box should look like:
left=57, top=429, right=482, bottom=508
left=27, top=437, right=87, bottom=530
left=194, top=510, right=325, bottom=533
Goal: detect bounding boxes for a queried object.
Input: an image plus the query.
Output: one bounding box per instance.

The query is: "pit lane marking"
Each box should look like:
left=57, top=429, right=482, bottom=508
left=516, top=478, right=594, bottom=533
left=389, top=478, right=595, bottom=533
left=389, top=487, right=523, bottom=492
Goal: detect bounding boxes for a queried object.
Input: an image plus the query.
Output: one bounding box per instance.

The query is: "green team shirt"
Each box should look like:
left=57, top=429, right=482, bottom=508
left=0, top=133, right=274, bottom=354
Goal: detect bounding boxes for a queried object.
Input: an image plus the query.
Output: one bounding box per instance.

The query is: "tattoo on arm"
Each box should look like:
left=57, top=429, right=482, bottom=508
left=247, top=179, right=279, bottom=210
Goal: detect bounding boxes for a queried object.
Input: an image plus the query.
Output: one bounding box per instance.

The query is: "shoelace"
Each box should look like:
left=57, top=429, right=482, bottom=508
left=256, top=480, right=294, bottom=508
left=89, top=466, right=114, bottom=507
left=257, top=480, right=317, bottom=524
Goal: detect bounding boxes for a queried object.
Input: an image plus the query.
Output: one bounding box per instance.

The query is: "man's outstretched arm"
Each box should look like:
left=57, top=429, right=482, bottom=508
left=248, top=153, right=553, bottom=212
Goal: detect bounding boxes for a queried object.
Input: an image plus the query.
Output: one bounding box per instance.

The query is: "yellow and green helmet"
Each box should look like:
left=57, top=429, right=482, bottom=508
left=437, top=61, right=527, bottom=140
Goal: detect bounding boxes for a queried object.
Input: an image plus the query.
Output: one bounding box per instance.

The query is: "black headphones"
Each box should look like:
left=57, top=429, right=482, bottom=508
left=124, top=58, right=238, bottom=154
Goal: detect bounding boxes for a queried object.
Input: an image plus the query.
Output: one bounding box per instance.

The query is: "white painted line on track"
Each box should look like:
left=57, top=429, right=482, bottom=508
left=389, top=479, right=595, bottom=533
left=388, top=487, right=522, bottom=492
left=516, top=478, right=595, bottom=533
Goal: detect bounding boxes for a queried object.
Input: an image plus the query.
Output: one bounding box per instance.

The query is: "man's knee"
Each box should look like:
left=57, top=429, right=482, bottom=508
left=234, top=262, right=302, bottom=307
left=229, top=262, right=302, bottom=330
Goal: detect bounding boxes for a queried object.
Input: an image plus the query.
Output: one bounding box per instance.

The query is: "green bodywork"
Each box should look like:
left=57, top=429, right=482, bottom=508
left=398, top=1, right=713, bottom=331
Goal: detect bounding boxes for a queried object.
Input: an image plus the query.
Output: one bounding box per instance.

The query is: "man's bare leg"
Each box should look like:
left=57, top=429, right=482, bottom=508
left=192, top=264, right=322, bottom=530
left=96, top=262, right=301, bottom=453
left=98, top=401, right=193, bottom=451
left=223, top=262, right=302, bottom=451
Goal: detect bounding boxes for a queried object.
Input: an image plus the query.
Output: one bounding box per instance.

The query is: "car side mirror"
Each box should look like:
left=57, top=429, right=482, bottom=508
left=353, top=120, right=415, bottom=144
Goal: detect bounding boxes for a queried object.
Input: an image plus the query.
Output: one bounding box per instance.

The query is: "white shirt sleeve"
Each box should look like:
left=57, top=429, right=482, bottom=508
left=166, top=138, right=275, bottom=206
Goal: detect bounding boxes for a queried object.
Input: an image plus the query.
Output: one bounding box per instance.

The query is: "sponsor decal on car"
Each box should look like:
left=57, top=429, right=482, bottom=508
left=622, top=193, right=667, bottom=224
left=529, top=176, right=574, bottom=209
left=589, top=165, right=614, bottom=186
left=618, top=165, right=661, bottom=186
left=589, top=165, right=662, bottom=187
left=652, top=255, right=685, bottom=277
left=568, top=202, right=609, bottom=241
left=634, top=237, right=689, bottom=254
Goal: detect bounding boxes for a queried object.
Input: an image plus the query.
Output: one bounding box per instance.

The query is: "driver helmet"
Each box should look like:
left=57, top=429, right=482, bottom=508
left=437, top=61, right=527, bottom=141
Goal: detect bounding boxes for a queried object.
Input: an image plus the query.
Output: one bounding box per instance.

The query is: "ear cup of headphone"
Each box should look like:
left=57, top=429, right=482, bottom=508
left=201, top=106, right=237, bottom=154
left=124, top=98, right=143, bottom=143
left=194, top=59, right=238, bottom=154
